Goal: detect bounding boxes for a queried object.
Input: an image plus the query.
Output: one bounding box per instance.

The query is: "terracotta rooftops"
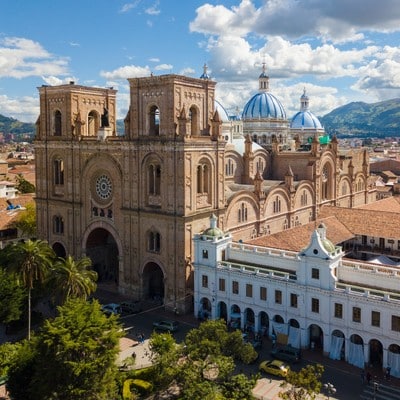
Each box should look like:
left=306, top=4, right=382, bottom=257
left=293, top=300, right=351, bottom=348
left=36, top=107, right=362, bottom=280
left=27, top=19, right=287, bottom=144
left=247, top=215, right=354, bottom=252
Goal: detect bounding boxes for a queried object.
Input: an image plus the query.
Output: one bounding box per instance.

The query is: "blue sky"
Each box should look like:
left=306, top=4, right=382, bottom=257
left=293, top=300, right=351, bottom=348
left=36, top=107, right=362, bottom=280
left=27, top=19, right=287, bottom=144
left=1, top=0, right=400, bottom=123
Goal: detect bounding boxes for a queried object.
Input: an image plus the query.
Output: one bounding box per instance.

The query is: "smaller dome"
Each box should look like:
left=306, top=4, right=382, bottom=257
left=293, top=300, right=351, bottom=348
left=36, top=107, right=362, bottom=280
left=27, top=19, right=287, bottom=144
left=202, top=226, right=224, bottom=237
left=322, top=238, right=336, bottom=253
left=290, top=110, right=323, bottom=129
left=202, top=214, right=225, bottom=238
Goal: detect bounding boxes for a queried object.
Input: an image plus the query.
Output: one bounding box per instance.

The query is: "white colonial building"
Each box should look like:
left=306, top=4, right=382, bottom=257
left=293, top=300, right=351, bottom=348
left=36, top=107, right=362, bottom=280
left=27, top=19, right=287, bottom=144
left=193, top=214, right=400, bottom=376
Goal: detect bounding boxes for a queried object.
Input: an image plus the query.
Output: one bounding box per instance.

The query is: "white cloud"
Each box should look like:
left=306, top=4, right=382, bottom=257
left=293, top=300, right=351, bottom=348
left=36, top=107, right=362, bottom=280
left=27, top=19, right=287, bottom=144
left=0, top=37, right=69, bottom=79
left=100, top=65, right=151, bottom=80
left=179, top=67, right=195, bottom=76
left=145, top=1, right=160, bottom=16
left=0, top=94, right=39, bottom=123
left=119, top=1, right=141, bottom=14
left=191, top=0, right=400, bottom=43
left=41, top=76, right=78, bottom=86
left=154, top=64, right=172, bottom=71
left=149, top=57, right=160, bottom=62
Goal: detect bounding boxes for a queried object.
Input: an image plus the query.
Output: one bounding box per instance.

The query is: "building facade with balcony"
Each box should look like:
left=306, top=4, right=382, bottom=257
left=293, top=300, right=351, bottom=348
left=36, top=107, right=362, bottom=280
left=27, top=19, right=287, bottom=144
left=193, top=214, right=400, bottom=376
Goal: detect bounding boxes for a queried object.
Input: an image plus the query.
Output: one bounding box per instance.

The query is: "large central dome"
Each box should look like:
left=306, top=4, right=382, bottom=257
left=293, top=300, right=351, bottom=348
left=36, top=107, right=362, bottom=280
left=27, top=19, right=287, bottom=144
left=242, top=92, right=286, bottom=120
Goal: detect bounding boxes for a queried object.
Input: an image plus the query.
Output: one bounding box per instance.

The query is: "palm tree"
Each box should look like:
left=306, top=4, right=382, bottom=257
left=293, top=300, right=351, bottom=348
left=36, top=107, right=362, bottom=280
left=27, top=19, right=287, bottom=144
left=52, top=255, right=97, bottom=302
left=7, top=239, right=55, bottom=340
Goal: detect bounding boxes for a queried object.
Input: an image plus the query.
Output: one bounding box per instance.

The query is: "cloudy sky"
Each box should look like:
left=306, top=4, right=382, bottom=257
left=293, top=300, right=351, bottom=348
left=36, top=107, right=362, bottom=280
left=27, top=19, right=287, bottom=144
left=1, top=0, right=400, bottom=122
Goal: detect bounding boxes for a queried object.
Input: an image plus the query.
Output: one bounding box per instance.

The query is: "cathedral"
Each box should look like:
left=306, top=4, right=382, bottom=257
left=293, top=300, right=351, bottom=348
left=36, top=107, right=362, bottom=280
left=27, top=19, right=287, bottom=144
left=34, top=66, right=374, bottom=312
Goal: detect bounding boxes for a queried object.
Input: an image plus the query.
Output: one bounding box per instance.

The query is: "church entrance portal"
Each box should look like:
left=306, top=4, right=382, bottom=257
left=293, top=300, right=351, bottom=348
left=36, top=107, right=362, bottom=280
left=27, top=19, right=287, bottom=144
left=85, top=228, right=119, bottom=284
left=142, top=262, right=164, bottom=302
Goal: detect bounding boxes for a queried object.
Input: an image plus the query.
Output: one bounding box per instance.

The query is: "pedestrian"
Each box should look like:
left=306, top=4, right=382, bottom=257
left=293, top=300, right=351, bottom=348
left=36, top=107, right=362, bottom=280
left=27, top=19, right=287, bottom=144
left=366, top=371, right=372, bottom=385
left=361, top=370, right=365, bottom=384
left=385, top=366, right=391, bottom=381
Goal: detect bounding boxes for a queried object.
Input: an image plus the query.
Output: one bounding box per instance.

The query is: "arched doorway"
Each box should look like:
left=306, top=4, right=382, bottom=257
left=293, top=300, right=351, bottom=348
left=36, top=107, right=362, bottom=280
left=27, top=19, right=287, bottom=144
left=230, top=304, right=241, bottom=330
left=258, top=311, right=269, bottom=336
left=86, top=228, right=119, bottom=284
left=52, top=242, right=66, bottom=258
left=244, top=308, right=255, bottom=333
left=218, top=301, right=227, bottom=322
left=369, top=339, right=383, bottom=368
left=309, top=324, right=323, bottom=351
left=349, top=334, right=365, bottom=369
left=142, top=262, right=164, bottom=302
left=330, top=330, right=345, bottom=360
left=198, top=297, right=211, bottom=320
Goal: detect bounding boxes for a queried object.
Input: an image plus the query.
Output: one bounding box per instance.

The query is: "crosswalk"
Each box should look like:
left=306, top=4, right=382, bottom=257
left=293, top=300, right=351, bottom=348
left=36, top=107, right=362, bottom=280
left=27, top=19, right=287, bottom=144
left=360, top=382, right=400, bottom=400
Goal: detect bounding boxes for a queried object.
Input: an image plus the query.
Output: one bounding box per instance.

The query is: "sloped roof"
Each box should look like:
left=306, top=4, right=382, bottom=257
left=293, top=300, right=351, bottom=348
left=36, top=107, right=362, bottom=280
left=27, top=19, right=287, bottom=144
left=319, top=204, right=400, bottom=238
left=246, top=215, right=354, bottom=252
left=357, top=196, right=400, bottom=212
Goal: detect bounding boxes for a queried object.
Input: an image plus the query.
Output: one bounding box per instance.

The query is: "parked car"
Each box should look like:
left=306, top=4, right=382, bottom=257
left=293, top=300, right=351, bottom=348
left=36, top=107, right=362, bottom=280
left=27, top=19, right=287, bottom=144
left=120, top=301, right=143, bottom=314
left=270, top=345, right=301, bottom=363
left=101, top=303, right=121, bottom=315
left=259, top=359, right=289, bottom=377
left=152, top=320, right=179, bottom=332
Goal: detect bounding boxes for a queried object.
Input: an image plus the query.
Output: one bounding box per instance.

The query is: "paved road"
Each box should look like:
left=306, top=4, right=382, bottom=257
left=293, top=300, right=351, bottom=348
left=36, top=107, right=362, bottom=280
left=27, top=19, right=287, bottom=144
left=97, top=289, right=400, bottom=400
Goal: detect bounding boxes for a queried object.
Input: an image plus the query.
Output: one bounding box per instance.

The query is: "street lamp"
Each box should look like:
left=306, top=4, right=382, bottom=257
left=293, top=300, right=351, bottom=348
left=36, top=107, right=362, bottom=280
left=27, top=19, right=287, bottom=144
left=323, top=382, right=336, bottom=399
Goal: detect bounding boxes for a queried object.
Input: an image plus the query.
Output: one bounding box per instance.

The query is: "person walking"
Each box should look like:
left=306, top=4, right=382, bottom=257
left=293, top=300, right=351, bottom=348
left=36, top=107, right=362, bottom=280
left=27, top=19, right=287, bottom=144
left=366, top=371, right=372, bottom=385
left=385, top=365, right=391, bottom=381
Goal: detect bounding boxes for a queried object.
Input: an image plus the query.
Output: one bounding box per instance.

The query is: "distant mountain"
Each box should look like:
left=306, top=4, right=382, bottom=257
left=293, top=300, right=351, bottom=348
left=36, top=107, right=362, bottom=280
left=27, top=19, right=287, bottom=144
left=320, top=98, right=400, bottom=138
left=0, top=114, right=35, bottom=140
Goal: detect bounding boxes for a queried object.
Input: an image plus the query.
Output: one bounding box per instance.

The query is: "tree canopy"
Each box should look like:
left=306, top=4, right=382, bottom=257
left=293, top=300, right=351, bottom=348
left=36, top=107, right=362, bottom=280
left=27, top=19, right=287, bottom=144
left=9, top=202, right=36, bottom=238
left=148, top=319, right=258, bottom=400
left=279, top=363, right=324, bottom=400
left=6, top=298, right=123, bottom=400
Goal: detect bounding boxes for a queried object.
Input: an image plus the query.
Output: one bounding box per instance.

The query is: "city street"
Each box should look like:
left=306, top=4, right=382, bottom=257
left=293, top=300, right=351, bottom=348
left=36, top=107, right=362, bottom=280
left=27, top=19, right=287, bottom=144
left=97, top=289, right=400, bottom=400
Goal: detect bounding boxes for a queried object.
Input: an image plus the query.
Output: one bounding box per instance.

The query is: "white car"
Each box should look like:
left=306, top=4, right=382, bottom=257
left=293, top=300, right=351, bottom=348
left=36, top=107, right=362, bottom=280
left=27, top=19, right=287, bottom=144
left=102, top=303, right=121, bottom=315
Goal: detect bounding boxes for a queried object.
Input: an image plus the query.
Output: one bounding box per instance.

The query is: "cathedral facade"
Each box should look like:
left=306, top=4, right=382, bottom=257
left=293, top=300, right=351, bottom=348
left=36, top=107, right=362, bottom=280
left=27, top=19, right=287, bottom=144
left=34, top=70, right=374, bottom=312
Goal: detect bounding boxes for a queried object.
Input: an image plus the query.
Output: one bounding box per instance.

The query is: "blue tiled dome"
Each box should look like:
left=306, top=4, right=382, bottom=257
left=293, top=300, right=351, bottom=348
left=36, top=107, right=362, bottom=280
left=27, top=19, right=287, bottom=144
left=290, top=110, right=323, bottom=129
left=215, top=100, right=230, bottom=123
left=242, top=92, right=286, bottom=120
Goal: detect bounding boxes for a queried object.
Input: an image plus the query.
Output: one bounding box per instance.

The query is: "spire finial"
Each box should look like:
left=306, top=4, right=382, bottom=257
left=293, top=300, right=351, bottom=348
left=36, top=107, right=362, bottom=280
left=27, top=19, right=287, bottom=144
left=200, top=63, right=210, bottom=80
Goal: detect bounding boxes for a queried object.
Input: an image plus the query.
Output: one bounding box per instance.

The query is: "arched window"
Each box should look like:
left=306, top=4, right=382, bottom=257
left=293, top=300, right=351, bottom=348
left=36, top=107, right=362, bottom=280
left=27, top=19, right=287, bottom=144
left=148, top=163, right=161, bottom=195
left=256, top=158, right=264, bottom=173
left=301, top=190, right=308, bottom=206
left=252, top=135, right=258, bottom=143
left=54, top=110, right=62, bottom=136
left=88, top=110, right=100, bottom=136
left=238, top=202, right=248, bottom=222
left=54, top=159, right=64, bottom=185
left=273, top=196, right=281, bottom=213
left=148, top=231, right=161, bottom=252
left=225, top=159, right=234, bottom=176
left=149, top=105, right=160, bottom=136
left=53, top=215, right=64, bottom=234
left=342, top=182, right=347, bottom=195
left=321, top=164, right=331, bottom=200
left=197, top=164, right=210, bottom=194
left=189, top=106, right=199, bottom=136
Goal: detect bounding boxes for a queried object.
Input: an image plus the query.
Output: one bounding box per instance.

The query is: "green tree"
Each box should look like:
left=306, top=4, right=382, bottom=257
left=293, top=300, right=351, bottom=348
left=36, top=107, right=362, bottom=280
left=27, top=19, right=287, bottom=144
left=15, top=173, right=35, bottom=193
left=0, top=267, right=26, bottom=325
left=148, top=320, right=258, bottom=400
left=9, top=202, right=36, bottom=238
left=279, top=364, right=324, bottom=400
left=0, top=341, right=22, bottom=377
left=6, top=239, right=55, bottom=340
left=184, top=319, right=257, bottom=363
left=51, top=255, right=97, bottom=303
left=6, top=298, right=123, bottom=400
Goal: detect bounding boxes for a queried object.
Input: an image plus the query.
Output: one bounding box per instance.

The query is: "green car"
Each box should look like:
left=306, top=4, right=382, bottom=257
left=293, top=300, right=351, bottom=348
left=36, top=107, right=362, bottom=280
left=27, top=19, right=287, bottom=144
left=259, top=359, right=289, bottom=378
left=152, top=320, right=179, bottom=332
